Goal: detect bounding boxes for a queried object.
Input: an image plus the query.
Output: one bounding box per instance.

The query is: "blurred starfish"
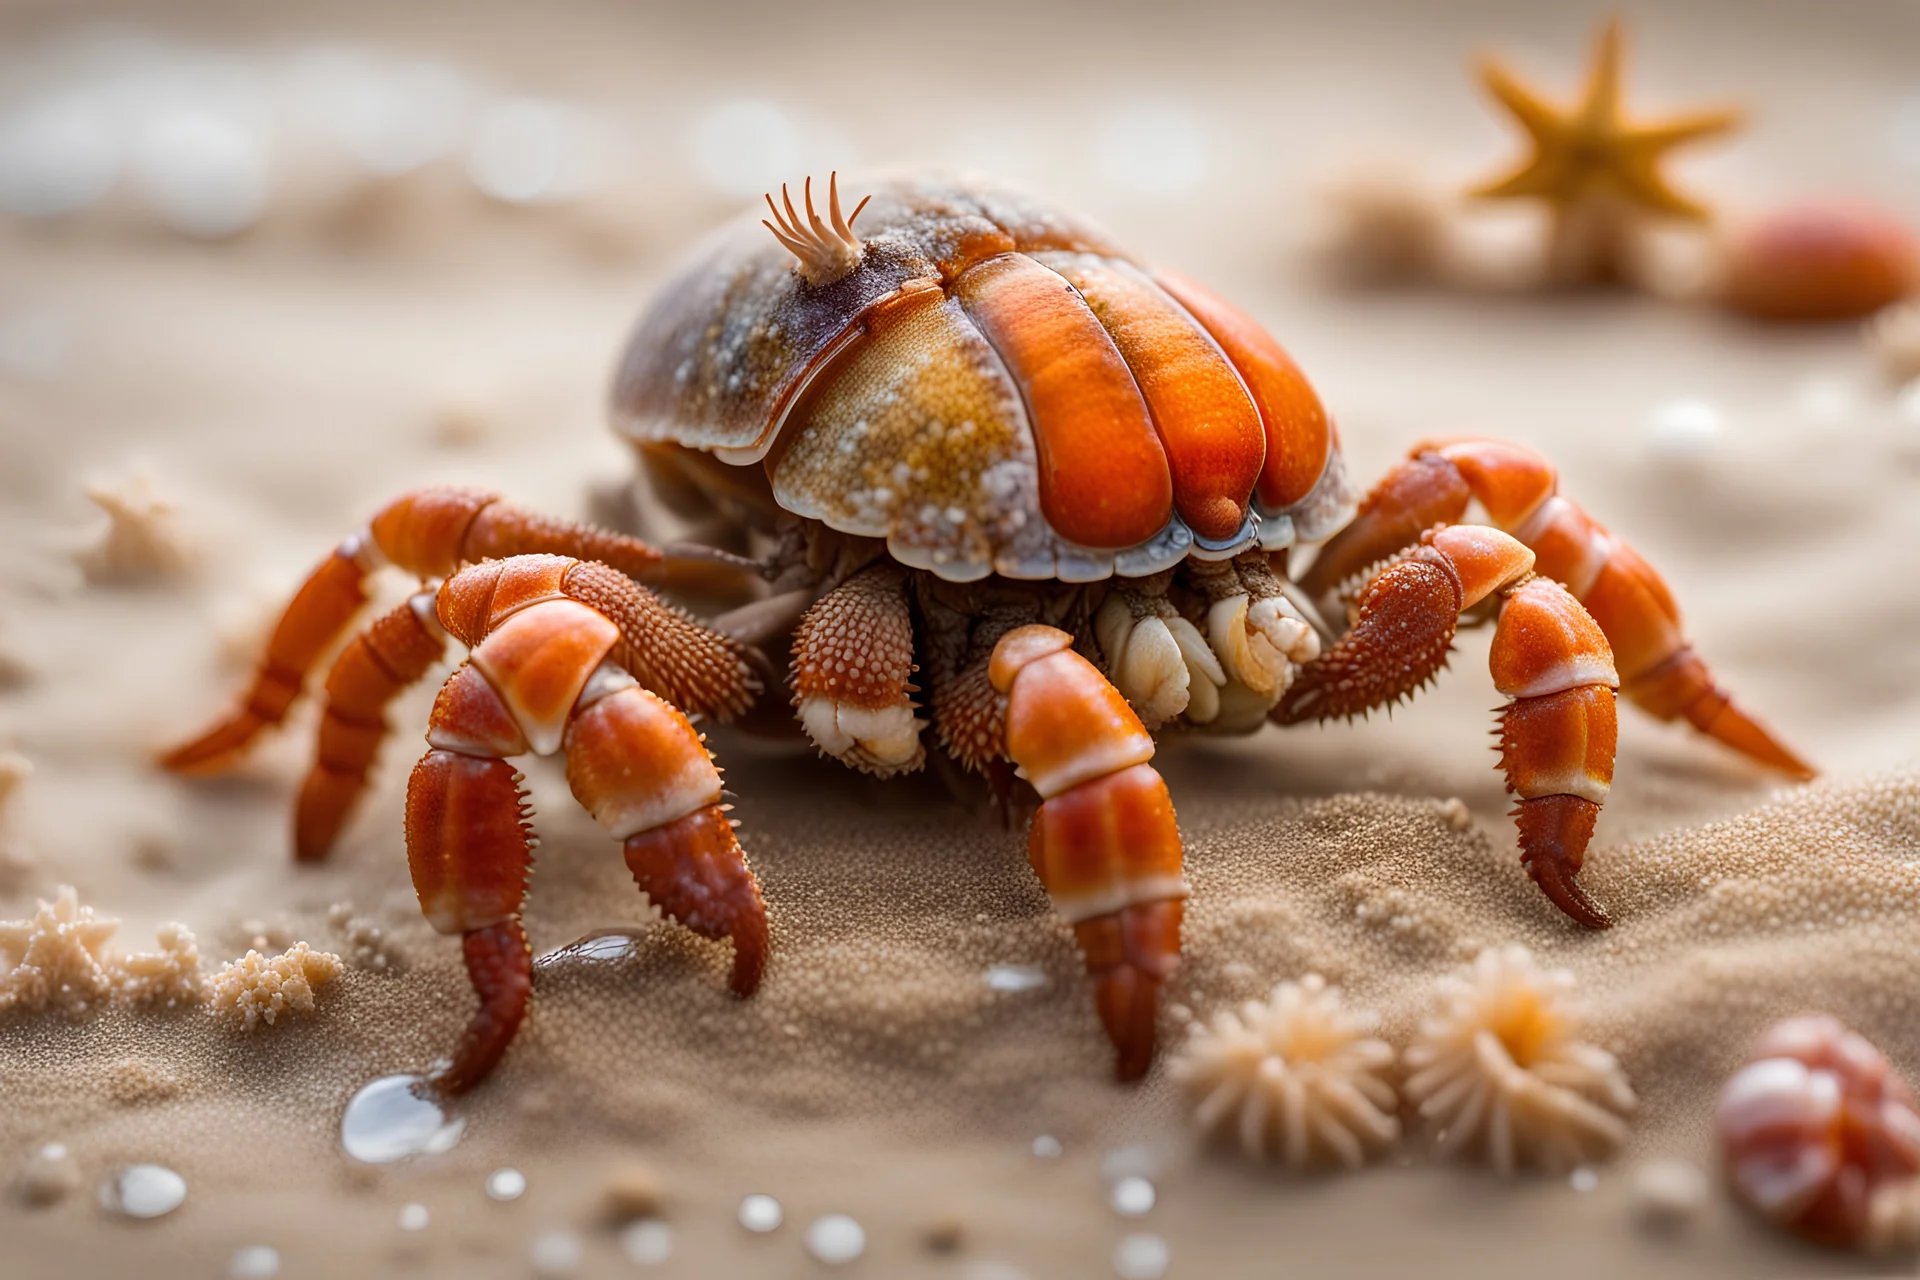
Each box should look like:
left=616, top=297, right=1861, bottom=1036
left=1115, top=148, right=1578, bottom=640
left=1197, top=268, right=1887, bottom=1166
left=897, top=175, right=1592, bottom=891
left=1470, top=19, right=1741, bottom=283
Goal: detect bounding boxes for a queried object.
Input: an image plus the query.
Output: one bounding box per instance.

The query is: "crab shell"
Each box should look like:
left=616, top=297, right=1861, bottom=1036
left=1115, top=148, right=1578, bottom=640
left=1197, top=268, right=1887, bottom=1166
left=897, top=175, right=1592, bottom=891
left=612, top=174, right=1354, bottom=583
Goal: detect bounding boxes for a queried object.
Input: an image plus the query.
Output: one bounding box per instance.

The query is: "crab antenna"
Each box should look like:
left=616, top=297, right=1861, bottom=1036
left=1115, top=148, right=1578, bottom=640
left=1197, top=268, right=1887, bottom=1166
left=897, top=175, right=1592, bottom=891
left=760, top=170, right=868, bottom=288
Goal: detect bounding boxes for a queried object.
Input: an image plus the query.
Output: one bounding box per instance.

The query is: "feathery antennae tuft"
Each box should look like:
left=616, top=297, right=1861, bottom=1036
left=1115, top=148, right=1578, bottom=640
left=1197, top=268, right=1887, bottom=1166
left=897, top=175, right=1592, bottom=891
left=761, top=171, right=868, bottom=286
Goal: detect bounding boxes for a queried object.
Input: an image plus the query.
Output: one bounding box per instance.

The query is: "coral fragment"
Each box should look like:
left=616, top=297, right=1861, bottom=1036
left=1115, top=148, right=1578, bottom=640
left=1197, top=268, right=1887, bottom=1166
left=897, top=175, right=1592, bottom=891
left=206, top=941, right=344, bottom=1030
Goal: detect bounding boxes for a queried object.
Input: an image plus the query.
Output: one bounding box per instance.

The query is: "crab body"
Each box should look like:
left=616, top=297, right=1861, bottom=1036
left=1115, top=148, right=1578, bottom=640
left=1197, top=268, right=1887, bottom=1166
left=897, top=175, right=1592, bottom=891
left=164, top=173, right=1814, bottom=1095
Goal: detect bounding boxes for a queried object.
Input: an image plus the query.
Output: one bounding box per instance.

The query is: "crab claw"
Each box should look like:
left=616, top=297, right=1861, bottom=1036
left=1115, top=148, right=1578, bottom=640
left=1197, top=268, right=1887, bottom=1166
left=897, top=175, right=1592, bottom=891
left=1074, top=899, right=1184, bottom=1082
left=1515, top=795, right=1612, bottom=930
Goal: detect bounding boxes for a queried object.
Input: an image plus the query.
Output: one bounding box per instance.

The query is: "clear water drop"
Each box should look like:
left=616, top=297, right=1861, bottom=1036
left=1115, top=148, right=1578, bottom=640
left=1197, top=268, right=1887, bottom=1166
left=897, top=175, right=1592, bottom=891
left=535, top=928, right=643, bottom=968
left=487, top=1167, right=527, bottom=1201
left=738, top=1193, right=783, bottom=1233
left=341, top=1074, right=465, bottom=1164
left=1113, top=1233, right=1170, bottom=1279
left=98, top=1163, right=187, bottom=1219
left=619, top=1218, right=673, bottom=1265
left=398, top=1202, right=430, bottom=1231
left=805, top=1214, right=866, bottom=1265
left=1031, top=1134, right=1063, bottom=1159
left=985, top=964, right=1049, bottom=993
left=227, top=1245, right=280, bottom=1278
left=529, top=1229, right=583, bottom=1276
left=1110, top=1176, right=1155, bottom=1216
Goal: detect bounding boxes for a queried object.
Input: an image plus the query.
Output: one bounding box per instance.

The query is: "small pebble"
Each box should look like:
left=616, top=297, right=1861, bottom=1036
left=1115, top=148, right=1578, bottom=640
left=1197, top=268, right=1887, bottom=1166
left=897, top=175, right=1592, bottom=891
left=1113, top=1233, right=1171, bottom=1280
left=1031, top=1135, right=1063, bottom=1160
left=923, top=1213, right=965, bottom=1253
left=738, top=1193, right=783, bottom=1233
left=227, top=1245, right=280, bottom=1279
left=98, top=1163, right=187, bottom=1219
left=528, top=1229, right=583, bottom=1277
left=398, top=1203, right=429, bottom=1232
left=1631, top=1158, right=1710, bottom=1231
left=486, top=1167, right=526, bottom=1201
left=1111, top=1177, right=1156, bottom=1217
left=619, top=1219, right=673, bottom=1266
left=16, top=1142, right=79, bottom=1206
left=601, top=1160, right=664, bottom=1222
left=805, top=1214, right=866, bottom=1265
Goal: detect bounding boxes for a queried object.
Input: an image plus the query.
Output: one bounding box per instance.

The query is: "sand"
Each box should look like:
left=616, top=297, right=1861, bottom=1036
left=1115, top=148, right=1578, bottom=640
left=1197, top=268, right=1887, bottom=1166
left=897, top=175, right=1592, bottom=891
left=4, top=1, right=1920, bottom=1276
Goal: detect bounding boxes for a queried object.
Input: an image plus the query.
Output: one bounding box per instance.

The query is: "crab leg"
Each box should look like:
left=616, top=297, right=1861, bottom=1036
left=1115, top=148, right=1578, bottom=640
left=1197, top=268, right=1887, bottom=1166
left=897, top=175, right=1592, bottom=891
left=293, top=590, right=448, bottom=860
left=1299, top=439, right=1812, bottom=779
left=790, top=564, right=926, bottom=776
left=161, top=485, right=725, bottom=775
left=991, top=625, right=1187, bottom=1081
left=411, top=554, right=766, bottom=1094
left=1279, top=527, right=1621, bottom=928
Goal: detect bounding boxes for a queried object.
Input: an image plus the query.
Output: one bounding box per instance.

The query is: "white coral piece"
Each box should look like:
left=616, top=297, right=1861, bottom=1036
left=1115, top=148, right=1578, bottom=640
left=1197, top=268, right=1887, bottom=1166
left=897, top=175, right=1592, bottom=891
left=1404, top=945, right=1635, bottom=1175
left=116, top=922, right=203, bottom=1008
left=75, top=473, right=195, bottom=585
left=0, top=884, right=120, bottom=1014
left=1170, top=973, right=1399, bottom=1170
left=207, top=942, right=343, bottom=1030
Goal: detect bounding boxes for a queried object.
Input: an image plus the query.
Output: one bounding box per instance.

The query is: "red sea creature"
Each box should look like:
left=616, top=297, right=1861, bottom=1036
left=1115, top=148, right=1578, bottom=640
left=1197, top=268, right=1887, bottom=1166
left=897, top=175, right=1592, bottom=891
left=1717, top=1015, right=1920, bottom=1249
left=163, top=173, right=1814, bottom=1093
left=1721, top=203, right=1920, bottom=322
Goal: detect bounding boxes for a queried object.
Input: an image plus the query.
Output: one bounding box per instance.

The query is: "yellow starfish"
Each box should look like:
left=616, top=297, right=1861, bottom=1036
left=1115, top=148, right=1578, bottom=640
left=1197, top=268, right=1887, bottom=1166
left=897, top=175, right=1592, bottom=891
left=1470, top=19, right=1740, bottom=279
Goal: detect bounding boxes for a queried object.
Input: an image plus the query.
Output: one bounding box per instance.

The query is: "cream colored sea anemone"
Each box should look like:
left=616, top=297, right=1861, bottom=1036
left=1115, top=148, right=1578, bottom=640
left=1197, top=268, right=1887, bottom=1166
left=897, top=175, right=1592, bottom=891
left=1170, top=973, right=1399, bottom=1171
left=1404, top=945, right=1634, bottom=1175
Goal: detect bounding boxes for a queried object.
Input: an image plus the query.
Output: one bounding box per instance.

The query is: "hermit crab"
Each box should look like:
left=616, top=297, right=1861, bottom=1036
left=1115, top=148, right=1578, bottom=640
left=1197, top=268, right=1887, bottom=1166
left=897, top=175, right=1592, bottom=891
left=163, top=173, right=1813, bottom=1093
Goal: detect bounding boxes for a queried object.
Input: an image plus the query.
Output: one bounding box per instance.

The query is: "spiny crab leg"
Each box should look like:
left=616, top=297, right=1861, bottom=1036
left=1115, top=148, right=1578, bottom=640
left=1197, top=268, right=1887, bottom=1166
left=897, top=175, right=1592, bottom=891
left=414, top=554, right=767, bottom=1094
left=1301, top=438, right=1813, bottom=780
left=1280, top=526, right=1620, bottom=928
left=991, top=625, right=1187, bottom=1081
left=160, top=485, right=712, bottom=778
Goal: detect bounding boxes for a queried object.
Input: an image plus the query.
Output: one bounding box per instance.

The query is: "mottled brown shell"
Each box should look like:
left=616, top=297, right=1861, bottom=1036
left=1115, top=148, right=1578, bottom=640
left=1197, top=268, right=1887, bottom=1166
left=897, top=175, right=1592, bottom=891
left=613, top=175, right=1351, bottom=583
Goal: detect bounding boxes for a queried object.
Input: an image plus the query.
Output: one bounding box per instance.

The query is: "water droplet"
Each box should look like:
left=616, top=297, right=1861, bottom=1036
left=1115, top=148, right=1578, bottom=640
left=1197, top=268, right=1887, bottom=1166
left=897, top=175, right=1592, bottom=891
left=398, top=1202, right=430, bottom=1231
left=535, top=928, right=644, bottom=968
left=985, top=964, right=1049, bottom=993
left=1569, top=1166, right=1599, bottom=1193
left=487, top=1167, right=527, bottom=1201
left=17, top=1141, right=79, bottom=1206
left=619, top=1219, right=673, bottom=1265
left=1110, top=1176, right=1155, bottom=1216
left=1113, top=1233, right=1170, bottom=1279
left=529, top=1229, right=583, bottom=1276
left=738, top=1193, right=783, bottom=1233
left=1644, top=398, right=1722, bottom=461
left=805, top=1214, right=866, bottom=1265
left=98, top=1163, right=187, bottom=1219
left=227, top=1245, right=280, bottom=1279
left=341, top=1074, right=465, bottom=1164
left=1030, top=1134, right=1063, bottom=1159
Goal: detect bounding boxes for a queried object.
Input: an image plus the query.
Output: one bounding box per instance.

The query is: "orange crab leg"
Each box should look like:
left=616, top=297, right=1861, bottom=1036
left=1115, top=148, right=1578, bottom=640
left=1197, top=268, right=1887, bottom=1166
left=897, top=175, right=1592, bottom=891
left=293, top=591, right=449, bottom=861
left=408, top=554, right=765, bottom=1093
left=991, top=625, right=1186, bottom=1081
left=160, top=486, right=684, bottom=775
left=1301, top=439, right=1812, bottom=779
left=1280, top=526, right=1621, bottom=928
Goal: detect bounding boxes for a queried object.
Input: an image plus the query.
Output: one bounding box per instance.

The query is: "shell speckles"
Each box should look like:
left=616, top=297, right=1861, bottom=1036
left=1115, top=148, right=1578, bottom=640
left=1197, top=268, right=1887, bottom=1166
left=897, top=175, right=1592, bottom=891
left=613, top=174, right=1344, bottom=583
left=1717, top=1014, right=1920, bottom=1250
left=1403, top=945, right=1635, bottom=1175
left=1170, top=974, right=1399, bottom=1171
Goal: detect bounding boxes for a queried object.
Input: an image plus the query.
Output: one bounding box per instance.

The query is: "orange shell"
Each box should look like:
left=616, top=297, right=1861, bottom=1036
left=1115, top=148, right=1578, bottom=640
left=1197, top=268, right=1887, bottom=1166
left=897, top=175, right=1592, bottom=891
left=612, top=175, right=1349, bottom=583
left=1721, top=203, right=1920, bottom=322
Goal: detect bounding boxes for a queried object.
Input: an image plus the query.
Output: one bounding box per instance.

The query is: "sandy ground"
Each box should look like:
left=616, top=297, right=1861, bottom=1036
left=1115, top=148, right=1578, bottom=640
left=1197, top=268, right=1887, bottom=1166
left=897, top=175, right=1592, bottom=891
left=3, top=0, right=1920, bottom=1276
